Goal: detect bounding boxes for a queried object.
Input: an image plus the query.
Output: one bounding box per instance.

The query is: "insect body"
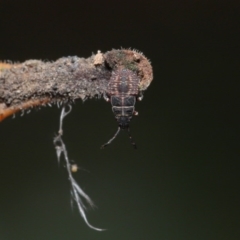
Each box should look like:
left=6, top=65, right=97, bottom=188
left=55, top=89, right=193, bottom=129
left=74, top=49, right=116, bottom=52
left=102, top=69, right=142, bottom=149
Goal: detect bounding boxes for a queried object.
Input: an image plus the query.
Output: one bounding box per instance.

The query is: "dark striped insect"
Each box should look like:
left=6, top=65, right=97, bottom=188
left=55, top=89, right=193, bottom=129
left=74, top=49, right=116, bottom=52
left=101, top=69, right=143, bottom=149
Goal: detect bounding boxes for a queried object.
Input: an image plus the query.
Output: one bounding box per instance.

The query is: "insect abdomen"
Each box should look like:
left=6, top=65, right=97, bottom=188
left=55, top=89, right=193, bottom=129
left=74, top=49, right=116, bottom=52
left=106, top=69, right=140, bottom=129
left=107, top=69, right=140, bottom=96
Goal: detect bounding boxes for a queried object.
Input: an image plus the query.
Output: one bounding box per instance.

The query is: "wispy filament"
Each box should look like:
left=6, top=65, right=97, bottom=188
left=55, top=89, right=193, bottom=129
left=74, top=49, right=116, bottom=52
left=53, top=105, right=104, bottom=231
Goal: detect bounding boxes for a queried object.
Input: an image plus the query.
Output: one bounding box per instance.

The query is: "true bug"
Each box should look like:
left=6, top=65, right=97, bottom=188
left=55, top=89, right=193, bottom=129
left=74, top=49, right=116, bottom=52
left=101, top=69, right=143, bottom=149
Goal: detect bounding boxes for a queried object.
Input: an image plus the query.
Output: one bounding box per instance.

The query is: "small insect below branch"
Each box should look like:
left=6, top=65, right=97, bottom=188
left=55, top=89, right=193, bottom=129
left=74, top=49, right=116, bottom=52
left=101, top=69, right=143, bottom=149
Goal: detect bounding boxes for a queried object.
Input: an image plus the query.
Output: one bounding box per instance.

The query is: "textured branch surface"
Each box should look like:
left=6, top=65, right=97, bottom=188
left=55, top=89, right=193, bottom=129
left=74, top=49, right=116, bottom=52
left=0, top=49, right=153, bottom=122
left=0, top=49, right=153, bottom=230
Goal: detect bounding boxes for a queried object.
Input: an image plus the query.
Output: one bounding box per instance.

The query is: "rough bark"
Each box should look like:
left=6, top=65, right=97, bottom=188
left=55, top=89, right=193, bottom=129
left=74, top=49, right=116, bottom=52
left=0, top=49, right=153, bottom=122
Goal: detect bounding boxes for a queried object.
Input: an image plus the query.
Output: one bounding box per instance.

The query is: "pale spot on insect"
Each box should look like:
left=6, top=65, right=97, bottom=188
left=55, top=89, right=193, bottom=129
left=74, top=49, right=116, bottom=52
left=133, top=111, right=138, bottom=116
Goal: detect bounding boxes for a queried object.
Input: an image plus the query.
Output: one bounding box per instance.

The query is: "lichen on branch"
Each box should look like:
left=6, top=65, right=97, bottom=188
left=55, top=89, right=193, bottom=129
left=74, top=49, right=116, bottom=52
left=0, top=49, right=153, bottom=122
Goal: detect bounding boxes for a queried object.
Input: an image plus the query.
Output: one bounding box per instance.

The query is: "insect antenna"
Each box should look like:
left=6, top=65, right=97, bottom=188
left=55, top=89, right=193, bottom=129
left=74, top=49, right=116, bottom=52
left=101, top=127, right=121, bottom=149
left=127, top=127, right=137, bottom=149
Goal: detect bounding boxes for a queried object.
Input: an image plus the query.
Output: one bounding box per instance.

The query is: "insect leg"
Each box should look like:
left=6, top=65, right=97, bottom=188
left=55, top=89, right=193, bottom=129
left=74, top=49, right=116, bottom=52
left=137, top=91, right=144, bottom=101
left=127, top=127, right=137, bottom=149
left=103, top=92, right=110, bottom=102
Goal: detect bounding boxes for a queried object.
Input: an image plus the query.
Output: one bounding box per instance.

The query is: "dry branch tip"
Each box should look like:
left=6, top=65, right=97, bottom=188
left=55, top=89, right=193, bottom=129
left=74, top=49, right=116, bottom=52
left=0, top=49, right=153, bottom=122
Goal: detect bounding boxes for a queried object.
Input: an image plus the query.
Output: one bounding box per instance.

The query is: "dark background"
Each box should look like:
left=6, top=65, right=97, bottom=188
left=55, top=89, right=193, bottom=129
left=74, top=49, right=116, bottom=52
left=0, top=0, right=239, bottom=239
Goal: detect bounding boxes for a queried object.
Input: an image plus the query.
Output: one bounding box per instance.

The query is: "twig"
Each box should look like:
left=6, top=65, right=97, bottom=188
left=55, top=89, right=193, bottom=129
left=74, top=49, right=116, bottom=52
left=0, top=49, right=153, bottom=122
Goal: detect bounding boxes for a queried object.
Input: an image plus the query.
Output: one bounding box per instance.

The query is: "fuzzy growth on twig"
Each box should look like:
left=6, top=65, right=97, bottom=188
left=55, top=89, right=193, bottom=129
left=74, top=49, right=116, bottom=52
left=0, top=49, right=153, bottom=122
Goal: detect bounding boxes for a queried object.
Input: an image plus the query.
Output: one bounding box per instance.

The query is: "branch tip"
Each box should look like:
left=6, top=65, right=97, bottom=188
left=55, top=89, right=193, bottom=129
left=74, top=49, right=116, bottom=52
left=0, top=49, right=153, bottom=122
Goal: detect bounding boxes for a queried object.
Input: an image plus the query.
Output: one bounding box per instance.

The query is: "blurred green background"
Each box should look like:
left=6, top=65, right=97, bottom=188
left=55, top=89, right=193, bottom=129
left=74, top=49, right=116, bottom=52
left=0, top=0, right=239, bottom=239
